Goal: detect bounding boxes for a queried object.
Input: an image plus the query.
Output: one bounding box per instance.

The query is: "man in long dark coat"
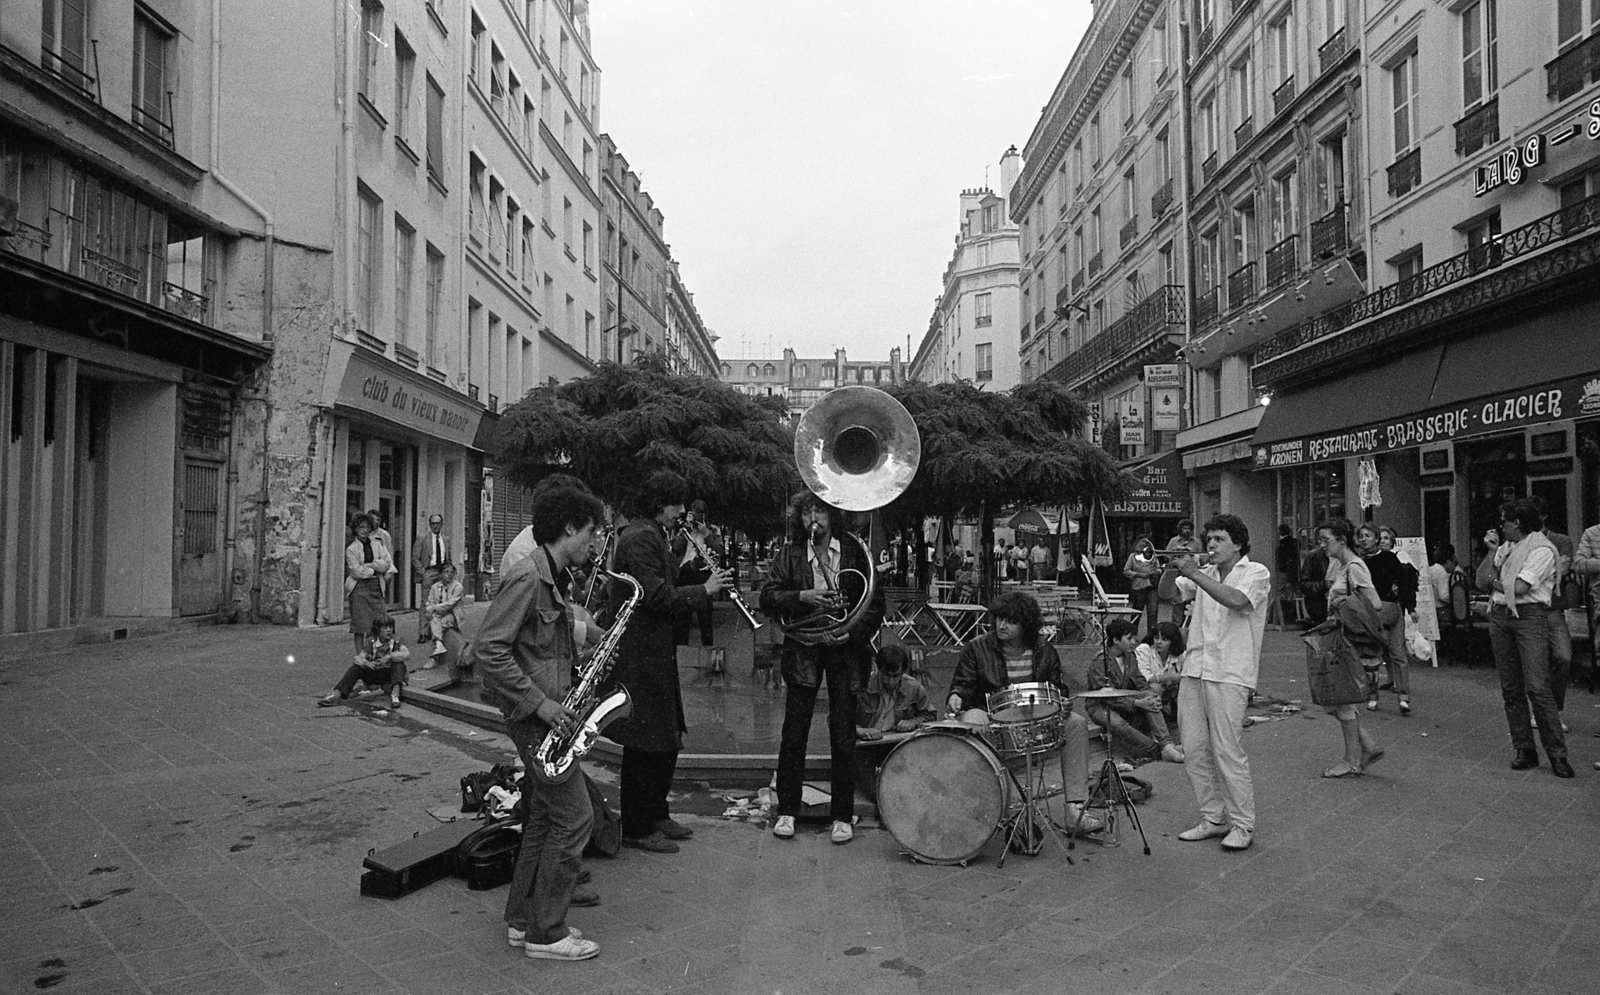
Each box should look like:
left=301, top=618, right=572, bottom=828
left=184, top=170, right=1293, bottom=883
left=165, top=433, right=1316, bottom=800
left=606, top=472, right=730, bottom=853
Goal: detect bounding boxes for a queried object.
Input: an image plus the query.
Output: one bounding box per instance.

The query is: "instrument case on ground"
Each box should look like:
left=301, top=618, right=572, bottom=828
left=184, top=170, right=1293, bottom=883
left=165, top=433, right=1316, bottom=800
left=453, top=817, right=522, bottom=891
left=359, top=819, right=481, bottom=899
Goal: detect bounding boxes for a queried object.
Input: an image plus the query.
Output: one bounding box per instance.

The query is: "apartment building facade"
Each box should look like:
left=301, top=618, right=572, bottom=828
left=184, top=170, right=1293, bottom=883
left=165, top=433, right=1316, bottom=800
left=719, top=348, right=904, bottom=423
left=0, top=0, right=273, bottom=637
left=1012, top=0, right=1194, bottom=553
left=909, top=148, right=1023, bottom=389
left=1250, top=0, right=1600, bottom=558
left=1172, top=0, right=1369, bottom=553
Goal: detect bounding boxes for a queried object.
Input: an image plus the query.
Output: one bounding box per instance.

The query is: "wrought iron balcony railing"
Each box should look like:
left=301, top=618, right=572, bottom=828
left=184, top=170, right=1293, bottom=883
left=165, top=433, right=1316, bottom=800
left=1273, top=76, right=1297, bottom=116
left=161, top=282, right=210, bottom=322
left=1040, top=285, right=1185, bottom=389
left=131, top=94, right=175, bottom=148
left=1227, top=261, right=1256, bottom=311
left=1120, top=216, right=1138, bottom=249
left=1547, top=33, right=1600, bottom=101
left=1234, top=115, right=1255, bottom=151
left=1318, top=27, right=1348, bottom=77
left=1387, top=148, right=1421, bottom=198
left=40, top=44, right=101, bottom=104
left=1087, top=251, right=1103, bottom=278
left=488, top=393, right=500, bottom=413
left=1454, top=97, right=1499, bottom=156
left=1072, top=269, right=1085, bottom=294
left=1265, top=234, right=1298, bottom=287
left=468, top=383, right=481, bottom=401
left=1310, top=201, right=1348, bottom=258
left=80, top=245, right=141, bottom=294
left=1254, top=192, right=1600, bottom=374
left=1195, top=285, right=1221, bottom=328
left=0, top=219, right=52, bottom=261
left=1202, top=151, right=1218, bottom=183
left=1151, top=178, right=1173, bottom=218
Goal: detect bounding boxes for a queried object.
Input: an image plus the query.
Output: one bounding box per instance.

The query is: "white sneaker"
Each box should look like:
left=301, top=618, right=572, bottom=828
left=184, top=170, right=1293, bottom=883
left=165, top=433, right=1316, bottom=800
left=524, top=933, right=599, bottom=961
left=1177, top=820, right=1231, bottom=842
left=1161, top=743, right=1186, bottom=764
left=1062, top=804, right=1105, bottom=834
left=830, top=820, right=853, bottom=845
left=1221, top=826, right=1254, bottom=851
left=432, top=640, right=447, bottom=656
left=772, top=815, right=795, bottom=839
left=509, top=926, right=581, bottom=948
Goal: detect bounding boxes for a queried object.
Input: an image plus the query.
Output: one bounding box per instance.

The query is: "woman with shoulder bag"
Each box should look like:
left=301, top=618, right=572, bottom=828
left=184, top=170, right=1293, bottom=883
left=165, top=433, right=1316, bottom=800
left=1315, top=518, right=1387, bottom=778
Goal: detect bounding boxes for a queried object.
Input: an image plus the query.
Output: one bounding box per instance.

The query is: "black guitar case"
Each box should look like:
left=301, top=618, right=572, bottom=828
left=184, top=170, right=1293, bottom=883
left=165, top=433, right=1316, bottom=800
left=453, top=816, right=522, bottom=891
left=359, top=819, right=481, bottom=899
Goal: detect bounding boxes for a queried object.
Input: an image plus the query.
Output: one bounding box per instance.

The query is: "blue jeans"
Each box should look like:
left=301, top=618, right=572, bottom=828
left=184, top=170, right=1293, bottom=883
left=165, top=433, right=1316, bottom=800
left=1487, top=604, right=1567, bottom=761
left=505, top=718, right=593, bottom=944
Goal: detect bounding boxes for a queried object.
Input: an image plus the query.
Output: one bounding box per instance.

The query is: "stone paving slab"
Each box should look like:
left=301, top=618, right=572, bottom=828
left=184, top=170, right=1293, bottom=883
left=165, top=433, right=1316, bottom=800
left=1, top=618, right=1599, bottom=993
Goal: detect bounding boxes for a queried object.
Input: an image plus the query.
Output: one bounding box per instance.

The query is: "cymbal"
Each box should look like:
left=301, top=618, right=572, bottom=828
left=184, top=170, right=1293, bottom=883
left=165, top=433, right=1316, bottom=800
left=1073, top=687, right=1145, bottom=699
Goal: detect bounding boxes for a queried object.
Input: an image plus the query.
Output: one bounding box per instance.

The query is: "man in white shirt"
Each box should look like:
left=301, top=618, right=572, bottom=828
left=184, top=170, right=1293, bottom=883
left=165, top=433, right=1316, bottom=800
left=1425, top=543, right=1457, bottom=613
left=1164, top=514, right=1272, bottom=851
left=1475, top=501, right=1571, bottom=777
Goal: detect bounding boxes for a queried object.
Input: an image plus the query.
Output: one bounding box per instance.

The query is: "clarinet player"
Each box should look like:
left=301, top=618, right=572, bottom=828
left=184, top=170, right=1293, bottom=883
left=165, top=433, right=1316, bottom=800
left=473, top=484, right=607, bottom=962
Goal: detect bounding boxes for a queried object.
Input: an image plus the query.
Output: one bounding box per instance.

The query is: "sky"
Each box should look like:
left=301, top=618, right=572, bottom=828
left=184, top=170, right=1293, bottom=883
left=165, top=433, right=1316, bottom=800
left=591, top=0, right=1093, bottom=363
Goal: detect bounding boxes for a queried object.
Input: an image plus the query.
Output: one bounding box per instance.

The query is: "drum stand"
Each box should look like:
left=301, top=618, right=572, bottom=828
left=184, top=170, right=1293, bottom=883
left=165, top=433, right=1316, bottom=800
left=1078, top=714, right=1152, bottom=856
left=996, top=744, right=1074, bottom=868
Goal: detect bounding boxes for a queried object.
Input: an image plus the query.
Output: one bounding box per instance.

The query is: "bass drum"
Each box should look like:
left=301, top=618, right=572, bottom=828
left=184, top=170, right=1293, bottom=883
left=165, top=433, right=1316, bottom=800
left=876, top=728, right=1010, bottom=865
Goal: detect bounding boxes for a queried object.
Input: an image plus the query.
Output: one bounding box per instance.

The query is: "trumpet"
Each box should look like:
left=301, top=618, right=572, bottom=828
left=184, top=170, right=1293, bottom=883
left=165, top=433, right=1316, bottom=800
left=680, top=526, right=762, bottom=630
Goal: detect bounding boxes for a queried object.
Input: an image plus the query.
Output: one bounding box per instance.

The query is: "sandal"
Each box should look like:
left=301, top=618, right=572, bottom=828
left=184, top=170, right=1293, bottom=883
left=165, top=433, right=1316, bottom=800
left=1321, top=762, right=1362, bottom=778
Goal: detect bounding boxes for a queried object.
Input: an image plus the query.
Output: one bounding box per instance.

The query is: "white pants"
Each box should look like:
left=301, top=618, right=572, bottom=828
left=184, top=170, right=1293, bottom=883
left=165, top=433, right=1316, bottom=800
left=1178, top=677, right=1254, bottom=832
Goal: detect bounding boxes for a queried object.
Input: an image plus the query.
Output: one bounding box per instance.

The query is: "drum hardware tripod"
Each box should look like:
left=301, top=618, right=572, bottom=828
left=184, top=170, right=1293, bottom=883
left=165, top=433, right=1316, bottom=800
left=996, top=737, right=1074, bottom=869
left=1073, top=692, right=1153, bottom=856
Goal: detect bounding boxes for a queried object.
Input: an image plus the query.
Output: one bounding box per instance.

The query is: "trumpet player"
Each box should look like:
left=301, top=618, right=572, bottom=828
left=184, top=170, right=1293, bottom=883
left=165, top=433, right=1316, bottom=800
left=473, top=484, right=607, bottom=962
left=607, top=472, right=731, bottom=854
left=760, top=492, right=885, bottom=845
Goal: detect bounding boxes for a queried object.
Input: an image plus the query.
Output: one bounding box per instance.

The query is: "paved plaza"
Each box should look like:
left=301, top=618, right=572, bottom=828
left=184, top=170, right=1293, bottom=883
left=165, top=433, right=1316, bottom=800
left=2, top=608, right=1598, bottom=995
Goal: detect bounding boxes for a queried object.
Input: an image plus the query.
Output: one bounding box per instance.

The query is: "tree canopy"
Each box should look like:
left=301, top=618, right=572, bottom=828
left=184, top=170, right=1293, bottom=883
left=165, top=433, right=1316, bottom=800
left=881, top=378, right=1129, bottom=521
left=494, top=355, right=795, bottom=536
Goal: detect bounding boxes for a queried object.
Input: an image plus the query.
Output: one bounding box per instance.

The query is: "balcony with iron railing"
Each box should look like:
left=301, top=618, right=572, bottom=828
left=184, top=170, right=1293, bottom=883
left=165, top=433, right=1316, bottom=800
left=40, top=43, right=101, bottom=104
left=0, top=219, right=52, bottom=262
left=1040, top=285, right=1185, bottom=389
left=1195, top=286, right=1221, bottom=327
left=1202, top=151, right=1218, bottom=183
left=468, top=383, right=481, bottom=401
left=1273, top=76, right=1297, bottom=116
left=162, top=281, right=212, bottom=323
left=1454, top=97, right=1499, bottom=156
left=1548, top=33, right=1600, bottom=100
left=1318, top=27, right=1348, bottom=77
left=1120, top=216, right=1138, bottom=249
left=1072, top=269, right=1085, bottom=294
left=1227, top=261, right=1256, bottom=312
left=1265, top=234, right=1298, bottom=287
left=1311, top=200, right=1349, bottom=258
left=488, top=393, right=500, bottom=413
left=1253, top=192, right=1600, bottom=384
left=131, top=93, right=175, bottom=148
left=1087, top=251, right=1103, bottom=279
left=1387, top=148, right=1421, bottom=198
left=1234, top=115, right=1255, bottom=151
left=1151, top=178, right=1173, bottom=218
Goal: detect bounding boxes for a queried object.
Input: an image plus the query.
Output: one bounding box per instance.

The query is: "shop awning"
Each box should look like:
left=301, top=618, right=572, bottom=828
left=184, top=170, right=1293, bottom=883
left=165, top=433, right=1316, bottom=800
left=1106, top=449, right=1190, bottom=517
left=1250, top=312, right=1600, bottom=469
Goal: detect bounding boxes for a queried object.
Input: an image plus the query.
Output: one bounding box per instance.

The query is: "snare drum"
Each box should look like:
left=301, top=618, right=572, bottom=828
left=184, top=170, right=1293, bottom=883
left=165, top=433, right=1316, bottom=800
left=877, top=728, right=1011, bottom=865
left=986, top=712, right=1065, bottom=756
left=986, top=682, right=1066, bottom=757
left=987, top=682, right=1063, bottom=722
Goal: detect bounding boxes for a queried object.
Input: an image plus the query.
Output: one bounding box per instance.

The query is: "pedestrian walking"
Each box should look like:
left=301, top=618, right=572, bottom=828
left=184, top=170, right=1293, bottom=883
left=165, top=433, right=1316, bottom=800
left=1356, top=524, right=1416, bottom=714
left=1476, top=500, right=1573, bottom=777
left=1165, top=514, right=1271, bottom=851
left=473, top=483, right=606, bottom=961
left=1314, top=518, right=1386, bottom=779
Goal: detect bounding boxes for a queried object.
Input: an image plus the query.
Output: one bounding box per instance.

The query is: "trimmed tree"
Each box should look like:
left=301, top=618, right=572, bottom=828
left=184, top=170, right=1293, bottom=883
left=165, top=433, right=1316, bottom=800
left=494, top=355, right=795, bottom=537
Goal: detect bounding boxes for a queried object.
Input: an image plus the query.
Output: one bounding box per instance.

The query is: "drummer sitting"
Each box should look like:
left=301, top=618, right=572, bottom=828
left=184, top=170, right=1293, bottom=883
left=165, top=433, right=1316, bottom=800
left=1087, top=620, right=1185, bottom=764
left=856, top=645, right=937, bottom=741
left=947, top=592, right=1105, bottom=834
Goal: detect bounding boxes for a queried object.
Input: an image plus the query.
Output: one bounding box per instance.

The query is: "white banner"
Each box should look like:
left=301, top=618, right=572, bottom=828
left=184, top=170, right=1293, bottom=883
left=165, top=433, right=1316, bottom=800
left=1151, top=387, right=1181, bottom=430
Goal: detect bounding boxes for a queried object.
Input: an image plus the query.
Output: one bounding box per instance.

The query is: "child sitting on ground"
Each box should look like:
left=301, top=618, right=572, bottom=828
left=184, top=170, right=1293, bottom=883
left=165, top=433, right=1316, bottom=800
left=422, top=562, right=465, bottom=660
left=319, top=614, right=411, bottom=709
left=855, top=645, right=937, bottom=740
left=1086, top=619, right=1184, bottom=763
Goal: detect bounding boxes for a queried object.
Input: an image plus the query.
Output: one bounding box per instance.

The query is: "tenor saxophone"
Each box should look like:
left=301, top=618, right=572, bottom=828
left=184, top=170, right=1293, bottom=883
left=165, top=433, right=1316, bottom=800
left=530, top=569, right=643, bottom=785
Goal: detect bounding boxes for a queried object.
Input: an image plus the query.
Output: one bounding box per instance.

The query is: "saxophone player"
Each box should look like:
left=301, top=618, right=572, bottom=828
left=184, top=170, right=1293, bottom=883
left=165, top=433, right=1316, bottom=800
left=607, top=472, right=731, bottom=854
left=472, top=484, right=607, bottom=962
left=760, top=491, right=886, bottom=845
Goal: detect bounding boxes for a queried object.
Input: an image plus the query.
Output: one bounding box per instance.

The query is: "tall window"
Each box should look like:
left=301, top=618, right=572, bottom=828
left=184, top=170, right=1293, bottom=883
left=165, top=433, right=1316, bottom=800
left=562, top=197, right=572, bottom=250
left=1557, top=0, right=1600, bottom=47
left=1159, top=241, right=1176, bottom=286
left=1152, top=7, right=1168, bottom=75
left=1089, top=114, right=1102, bottom=166
left=424, top=244, right=444, bottom=364
left=357, top=186, right=382, bottom=333
left=1461, top=1, right=1497, bottom=109
left=521, top=219, right=535, bottom=283
left=359, top=1, right=383, bottom=102
left=1120, top=64, right=1135, bottom=126
left=132, top=10, right=172, bottom=142
left=41, top=0, right=91, bottom=82
left=1073, top=139, right=1084, bottom=191
left=1268, top=12, right=1294, bottom=87
left=1233, top=199, right=1258, bottom=268
left=1156, top=128, right=1171, bottom=184
left=394, top=217, right=414, bottom=346
left=974, top=342, right=993, bottom=380
left=1122, top=168, right=1137, bottom=220
left=504, top=197, right=518, bottom=269
left=425, top=74, right=445, bottom=183
left=1270, top=168, right=1298, bottom=243
left=1317, top=131, right=1347, bottom=209
left=469, top=13, right=485, bottom=84
left=1321, top=0, right=1345, bottom=41
left=468, top=156, right=486, bottom=242
left=1198, top=94, right=1218, bottom=159
left=1391, top=52, right=1420, bottom=157
left=975, top=292, right=992, bottom=326
left=1230, top=55, right=1254, bottom=145
left=1198, top=227, right=1219, bottom=289
left=1090, top=207, right=1102, bottom=255
left=394, top=30, right=415, bottom=144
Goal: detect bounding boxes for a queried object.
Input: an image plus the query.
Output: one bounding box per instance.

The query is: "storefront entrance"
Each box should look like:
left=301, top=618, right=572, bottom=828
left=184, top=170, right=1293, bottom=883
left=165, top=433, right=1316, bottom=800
left=346, top=434, right=414, bottom=607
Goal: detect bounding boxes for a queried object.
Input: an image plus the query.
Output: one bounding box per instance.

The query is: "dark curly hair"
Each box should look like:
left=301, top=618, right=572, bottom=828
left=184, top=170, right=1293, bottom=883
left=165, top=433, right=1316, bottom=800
left=989, top=591, right=1042, bottom=646
left=784, top=491, right=844, bottom=544
left=529, top=485, right=605, bottom=545
left=1143, top=621, right=1186, bottom=656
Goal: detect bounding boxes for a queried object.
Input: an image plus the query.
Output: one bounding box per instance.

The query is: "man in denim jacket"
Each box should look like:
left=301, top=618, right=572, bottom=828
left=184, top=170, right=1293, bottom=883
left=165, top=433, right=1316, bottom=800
left=473, top=484, right=606, bottom=962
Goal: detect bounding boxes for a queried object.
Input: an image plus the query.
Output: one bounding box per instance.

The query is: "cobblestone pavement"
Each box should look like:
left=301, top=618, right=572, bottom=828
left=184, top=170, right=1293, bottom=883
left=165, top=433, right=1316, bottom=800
left=2, top=614, right=1598, bottom=994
